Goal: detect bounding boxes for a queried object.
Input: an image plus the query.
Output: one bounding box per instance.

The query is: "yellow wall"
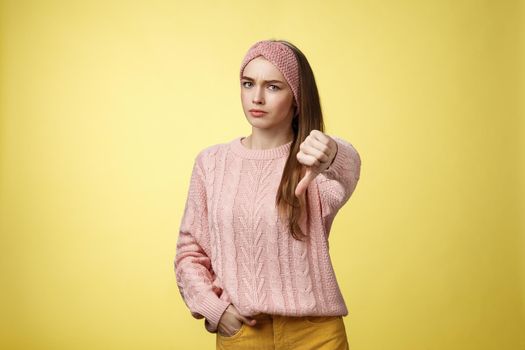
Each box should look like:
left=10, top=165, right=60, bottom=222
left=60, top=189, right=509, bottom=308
left=518, top=0, right=525, bottom=339
left=0, top=1, right=523, bottom=349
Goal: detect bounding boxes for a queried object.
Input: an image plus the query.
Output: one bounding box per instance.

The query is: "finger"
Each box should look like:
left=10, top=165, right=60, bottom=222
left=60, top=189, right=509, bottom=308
left=230, top=305, right=257, bottom=326
left=301, top=143, right=331, bottom=164
left=310, top=129, right=330, bottom=144
left=295, top=167, right=318, bottom=197
left=309, top=133, right=337, bottom=165
left=219, top=323, right=235, bottom=335
left=238, top=315, right=257, bottom=326
left=218, top=320, right=238, bottom=336
left=309, top=137, right=333, bottom=159
left=296, top=151, right=321, bottom=167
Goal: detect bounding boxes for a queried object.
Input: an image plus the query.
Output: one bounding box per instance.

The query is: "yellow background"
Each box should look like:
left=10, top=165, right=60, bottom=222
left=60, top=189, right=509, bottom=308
left=1, top=0, right=524, bottom=349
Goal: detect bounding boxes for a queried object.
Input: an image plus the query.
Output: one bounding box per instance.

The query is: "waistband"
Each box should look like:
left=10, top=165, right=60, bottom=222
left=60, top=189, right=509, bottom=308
left=249, top=313, right=344, bottom=321
left=251, top=313, right=273, bottom=320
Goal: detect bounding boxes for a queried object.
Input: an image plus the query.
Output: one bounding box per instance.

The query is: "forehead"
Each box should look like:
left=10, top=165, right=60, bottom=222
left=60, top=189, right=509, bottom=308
left=242, top=56, right=285, bottom=80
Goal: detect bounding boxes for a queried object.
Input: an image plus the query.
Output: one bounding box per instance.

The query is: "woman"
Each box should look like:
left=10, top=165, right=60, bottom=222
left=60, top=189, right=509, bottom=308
left=175, top=39, right=361, bottom=350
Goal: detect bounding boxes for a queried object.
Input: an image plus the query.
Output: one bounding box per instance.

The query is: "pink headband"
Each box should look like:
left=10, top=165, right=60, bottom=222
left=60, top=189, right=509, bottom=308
left=239, top=40, right=300, bottom=116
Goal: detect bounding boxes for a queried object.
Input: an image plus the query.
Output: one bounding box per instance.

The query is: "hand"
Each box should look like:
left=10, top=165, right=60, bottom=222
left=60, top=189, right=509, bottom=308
left=295, top=130, right=338, bottom=198
left=217, top=304, right=257, bottom=337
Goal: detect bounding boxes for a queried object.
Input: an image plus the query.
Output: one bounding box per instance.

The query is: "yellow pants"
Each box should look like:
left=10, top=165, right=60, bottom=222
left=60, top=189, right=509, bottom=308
left=216, top=313, right=350, bottom=350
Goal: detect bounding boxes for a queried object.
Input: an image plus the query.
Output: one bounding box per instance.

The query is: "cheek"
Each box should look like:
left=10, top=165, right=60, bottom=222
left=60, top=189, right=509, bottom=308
left=272, top=96, right=293, bottom=112
left=240, top=93, right=250, bottom=106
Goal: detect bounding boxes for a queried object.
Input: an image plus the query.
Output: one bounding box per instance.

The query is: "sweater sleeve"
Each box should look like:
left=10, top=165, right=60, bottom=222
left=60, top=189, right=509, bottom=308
left=315, top=136, right=361, bottom=220
left=174, top=152, right=231, bottom=333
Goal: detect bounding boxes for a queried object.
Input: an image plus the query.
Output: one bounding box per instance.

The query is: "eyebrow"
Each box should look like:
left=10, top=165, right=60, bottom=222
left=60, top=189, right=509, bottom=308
left=241, top=76, right=285, bottom=84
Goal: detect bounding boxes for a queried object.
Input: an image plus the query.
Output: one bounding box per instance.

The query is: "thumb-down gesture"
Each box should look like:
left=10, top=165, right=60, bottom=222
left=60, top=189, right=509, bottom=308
left=295, top=130, right=338, bottom=198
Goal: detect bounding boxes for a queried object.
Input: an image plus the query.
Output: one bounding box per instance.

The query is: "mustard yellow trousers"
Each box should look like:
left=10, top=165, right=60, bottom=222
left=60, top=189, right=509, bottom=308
left=216, top=313, right=350, bottom=350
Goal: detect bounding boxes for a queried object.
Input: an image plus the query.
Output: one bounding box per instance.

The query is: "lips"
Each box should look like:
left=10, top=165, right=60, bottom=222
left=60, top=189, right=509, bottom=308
left=249, top=109, right=267, bottom=117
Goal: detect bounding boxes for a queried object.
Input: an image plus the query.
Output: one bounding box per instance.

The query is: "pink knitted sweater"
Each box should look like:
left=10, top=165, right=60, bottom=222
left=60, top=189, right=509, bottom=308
left=174, top=135, right=361, bottom=333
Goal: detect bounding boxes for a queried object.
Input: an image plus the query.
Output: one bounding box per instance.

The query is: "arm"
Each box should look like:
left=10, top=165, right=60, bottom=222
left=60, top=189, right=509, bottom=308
left=174, top=152, right=231, bottom=333
left=315, top=136, right=361, bottom=220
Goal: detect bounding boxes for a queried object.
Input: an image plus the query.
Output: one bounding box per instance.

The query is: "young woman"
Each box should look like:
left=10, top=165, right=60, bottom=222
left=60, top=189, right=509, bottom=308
left=175, top=39, right=361, bottom=350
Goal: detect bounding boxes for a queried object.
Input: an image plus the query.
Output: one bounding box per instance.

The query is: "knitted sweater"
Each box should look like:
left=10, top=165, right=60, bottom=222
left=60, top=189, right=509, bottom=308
left=174, top=135, right=361, bottom=333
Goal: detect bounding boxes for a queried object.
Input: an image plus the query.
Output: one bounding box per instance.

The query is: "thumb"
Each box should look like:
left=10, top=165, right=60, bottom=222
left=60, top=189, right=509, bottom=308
left=238, top=314, right=257, bottom=326
left=295, top=167, right=317, bottom=197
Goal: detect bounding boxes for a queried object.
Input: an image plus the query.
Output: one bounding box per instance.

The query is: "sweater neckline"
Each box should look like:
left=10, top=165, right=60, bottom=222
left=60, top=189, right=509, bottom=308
left=230, top=136, right=293, bottom=160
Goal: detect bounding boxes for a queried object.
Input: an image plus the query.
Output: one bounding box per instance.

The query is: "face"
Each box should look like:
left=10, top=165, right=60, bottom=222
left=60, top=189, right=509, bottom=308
left=240, top=56, right=296, bottom=132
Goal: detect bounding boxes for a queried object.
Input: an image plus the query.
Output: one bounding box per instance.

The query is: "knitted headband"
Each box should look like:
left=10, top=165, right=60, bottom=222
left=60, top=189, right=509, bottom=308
left=239, top=40, right=300, bottom=116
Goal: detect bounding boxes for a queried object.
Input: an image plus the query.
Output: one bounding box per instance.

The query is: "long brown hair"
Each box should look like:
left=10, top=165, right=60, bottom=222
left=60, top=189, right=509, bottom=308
left=272, top=39, right=325, bottom=241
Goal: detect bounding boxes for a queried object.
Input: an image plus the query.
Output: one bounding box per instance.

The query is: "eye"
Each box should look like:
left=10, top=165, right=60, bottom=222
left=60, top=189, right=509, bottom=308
left=268, top=85, right=280, bottom=91
left=241, top=81, right=252, bottom=88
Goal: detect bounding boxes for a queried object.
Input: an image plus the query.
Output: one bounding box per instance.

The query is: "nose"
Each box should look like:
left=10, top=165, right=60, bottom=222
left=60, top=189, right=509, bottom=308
left=252, top=85, right=265, bottom=105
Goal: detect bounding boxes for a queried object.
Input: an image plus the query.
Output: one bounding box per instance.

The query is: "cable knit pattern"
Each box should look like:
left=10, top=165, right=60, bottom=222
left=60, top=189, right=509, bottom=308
left=174, top=135, right=361, bottom=334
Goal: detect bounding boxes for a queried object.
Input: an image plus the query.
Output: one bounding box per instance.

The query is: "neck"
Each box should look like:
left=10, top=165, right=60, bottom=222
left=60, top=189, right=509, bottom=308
left=243, top=130, right=294, bottom=150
